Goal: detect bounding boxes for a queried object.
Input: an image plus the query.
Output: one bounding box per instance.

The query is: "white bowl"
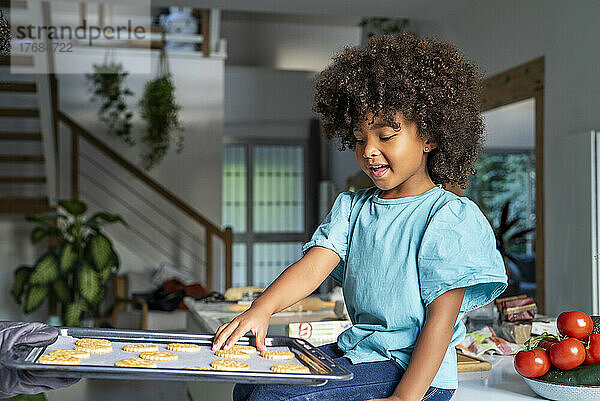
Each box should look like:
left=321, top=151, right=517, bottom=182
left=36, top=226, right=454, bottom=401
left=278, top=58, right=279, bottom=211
left=523, top=376, right=600, bottom=401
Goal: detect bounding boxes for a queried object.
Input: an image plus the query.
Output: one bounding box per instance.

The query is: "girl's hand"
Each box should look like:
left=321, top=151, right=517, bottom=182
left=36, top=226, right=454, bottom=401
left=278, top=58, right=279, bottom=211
left=211, top=305, right=272, bottom=352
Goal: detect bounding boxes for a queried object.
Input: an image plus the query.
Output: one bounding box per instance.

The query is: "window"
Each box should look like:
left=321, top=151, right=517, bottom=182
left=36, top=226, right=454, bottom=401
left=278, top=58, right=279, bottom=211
left=464, top=151, right=536, bottom=255
left=223, top=142, right=309, bottom=287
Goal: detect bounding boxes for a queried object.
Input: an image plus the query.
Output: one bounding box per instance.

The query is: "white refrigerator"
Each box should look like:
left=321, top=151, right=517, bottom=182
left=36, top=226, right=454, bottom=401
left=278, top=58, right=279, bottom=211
left=547, top=130, right=600, bottom=315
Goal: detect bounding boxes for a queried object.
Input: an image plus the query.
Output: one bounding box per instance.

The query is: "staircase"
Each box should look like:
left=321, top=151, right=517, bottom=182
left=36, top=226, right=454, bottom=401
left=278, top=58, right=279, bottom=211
left=0, top=56, right=50, bottom=214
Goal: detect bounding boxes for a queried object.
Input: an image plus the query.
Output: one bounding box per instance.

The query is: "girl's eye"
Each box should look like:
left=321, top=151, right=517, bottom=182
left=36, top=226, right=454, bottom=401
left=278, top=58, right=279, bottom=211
left=354, top=138, right=365, bottom=144
left=381, top=135, right=396, bottom=141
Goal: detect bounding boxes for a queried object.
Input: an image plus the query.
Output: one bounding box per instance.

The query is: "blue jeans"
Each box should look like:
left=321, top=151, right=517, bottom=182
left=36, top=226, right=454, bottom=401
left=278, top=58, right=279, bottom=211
left=233, top=343, right=455, bottom=401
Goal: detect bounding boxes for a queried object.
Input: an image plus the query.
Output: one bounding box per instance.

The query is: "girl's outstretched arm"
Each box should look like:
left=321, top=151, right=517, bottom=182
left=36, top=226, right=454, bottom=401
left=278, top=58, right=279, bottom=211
left=369, top=287, right=466, bottom=401
left=212, top=246, right=340, bottom=351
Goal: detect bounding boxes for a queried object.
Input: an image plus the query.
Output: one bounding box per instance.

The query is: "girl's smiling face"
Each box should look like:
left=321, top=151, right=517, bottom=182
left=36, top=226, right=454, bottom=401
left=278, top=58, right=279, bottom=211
left=354, top=111, right=437, bottom=199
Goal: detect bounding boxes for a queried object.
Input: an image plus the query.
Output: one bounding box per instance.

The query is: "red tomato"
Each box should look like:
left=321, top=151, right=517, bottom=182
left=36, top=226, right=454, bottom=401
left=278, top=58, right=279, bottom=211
left=584, top=348, right=600, bottom=365
left=587, top=333, right=600, bottom=363
left=550, top=338, right=586, bottom=370
left=557, top=311, right=593, bottom=339
left=514, top=348, right=551, bottom=377
left=539, top=341, right=557, bottom=352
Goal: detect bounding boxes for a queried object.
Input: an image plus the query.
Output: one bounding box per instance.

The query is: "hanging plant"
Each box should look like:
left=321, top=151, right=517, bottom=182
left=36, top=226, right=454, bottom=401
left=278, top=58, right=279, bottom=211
left=138, top=38, right=184, bottom=170
left=87, top=61, right=135, bottom=145
left=11, top=199, right=126, bottom=326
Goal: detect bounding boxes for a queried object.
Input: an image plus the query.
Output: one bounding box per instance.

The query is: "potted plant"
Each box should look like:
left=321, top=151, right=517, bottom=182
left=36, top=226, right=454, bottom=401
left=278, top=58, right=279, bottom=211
left=11, top=199, right=126, bottom=326
left=87, top=61, right=135, bottom=145
left=138, top=41, right=184, bottom=170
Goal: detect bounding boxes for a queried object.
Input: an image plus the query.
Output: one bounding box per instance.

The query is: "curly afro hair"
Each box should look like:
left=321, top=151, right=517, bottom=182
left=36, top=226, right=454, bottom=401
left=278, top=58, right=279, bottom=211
left=313, top=33, right=485, bottom=188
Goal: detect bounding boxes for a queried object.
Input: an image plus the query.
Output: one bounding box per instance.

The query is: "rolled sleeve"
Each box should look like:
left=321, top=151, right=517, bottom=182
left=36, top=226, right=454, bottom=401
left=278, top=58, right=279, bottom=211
left=302, top=191, right=353, bottom=284
left=418, top=198, right=508, bottom=312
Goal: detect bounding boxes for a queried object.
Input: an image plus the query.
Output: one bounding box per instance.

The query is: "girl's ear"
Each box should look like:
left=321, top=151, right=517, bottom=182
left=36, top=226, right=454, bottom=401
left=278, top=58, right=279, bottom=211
left=424, top=139, right=438, bottom=152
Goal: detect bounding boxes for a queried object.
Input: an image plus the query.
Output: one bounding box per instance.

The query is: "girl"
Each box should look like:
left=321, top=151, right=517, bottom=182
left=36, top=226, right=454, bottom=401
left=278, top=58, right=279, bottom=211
left=213, top=33, right=508, bottom=401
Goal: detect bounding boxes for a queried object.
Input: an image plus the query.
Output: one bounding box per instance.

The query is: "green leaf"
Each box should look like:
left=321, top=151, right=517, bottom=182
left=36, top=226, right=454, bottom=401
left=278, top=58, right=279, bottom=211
left=87, top=234, right=112, bottom=271
left=26, top=211, right=66, bottom=226
left=58, top=199, right=87, bottom=216
left=12, top=266, right=33, bottom=304
left=63, top=299, right=87, bottom=327
left=30, top=227, right=50, bottom=244
left=77, top=263, right=102, bottom=304
left=8, top=392, right=47, bottom=401
left=52, top=279, right=72, bottom=304
left=59, top=243, right=78, bottom=274
left=99, top=266, right=112, bottom=284
left=28, top=253, right=59, bottom=285
left=24, top=285, right=48, bottom=314
left=87, top=212, right=127, bottom=227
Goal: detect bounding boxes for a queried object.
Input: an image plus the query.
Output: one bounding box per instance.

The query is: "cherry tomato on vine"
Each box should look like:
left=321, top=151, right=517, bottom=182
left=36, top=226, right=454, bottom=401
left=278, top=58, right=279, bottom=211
left=514, top=348, right=551, bottom=377
left=584, top=348, right=600, bottom=365
left=550, top=338, right=586, bottom=370
left=585, top=333, right=600, bottom=364
left=557, top=311, right=593, bottom=339
left=539, top=341, right=557, bottom=352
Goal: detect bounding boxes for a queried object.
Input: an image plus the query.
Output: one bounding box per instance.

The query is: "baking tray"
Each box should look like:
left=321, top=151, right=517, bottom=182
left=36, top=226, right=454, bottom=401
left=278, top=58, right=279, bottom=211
left=0, top=327, right=353, bottom=386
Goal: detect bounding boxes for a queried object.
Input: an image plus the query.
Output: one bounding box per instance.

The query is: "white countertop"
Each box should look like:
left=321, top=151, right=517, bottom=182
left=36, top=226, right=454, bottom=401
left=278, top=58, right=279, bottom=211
left=455, top=355, right=541, bottom=400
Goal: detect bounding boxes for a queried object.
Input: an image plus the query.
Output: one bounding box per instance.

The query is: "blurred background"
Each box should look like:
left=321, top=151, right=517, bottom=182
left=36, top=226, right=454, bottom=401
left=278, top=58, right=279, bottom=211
left=0, top=0, right=599, bottom=348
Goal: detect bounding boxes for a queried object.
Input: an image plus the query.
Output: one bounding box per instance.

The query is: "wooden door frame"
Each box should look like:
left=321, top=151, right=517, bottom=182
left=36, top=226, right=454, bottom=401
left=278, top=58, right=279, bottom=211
left=480, top=57, right=545, bottom=313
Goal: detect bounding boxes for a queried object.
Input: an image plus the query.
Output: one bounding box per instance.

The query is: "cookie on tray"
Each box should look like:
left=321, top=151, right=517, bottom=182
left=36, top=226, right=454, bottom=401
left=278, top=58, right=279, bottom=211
left=139, top=351, right=178, bottom=361
left=38, top=355, right=81, bottom=365
left=48, top=349, right=90, bottom=359
left=75, top=343, right=112, bottom=354
left=166, top=343, right=202, bottom=352
left=75, top=338, right=111, bottom=346
left=214, top=349, right=251, bottom=359
left=231, top=345, right=256, bottom=355
left=184, top=366, right=213, bottom=370
left=270, top=363, right=310, bottom=374
left=122, top=344, right=159, bottom=353
left=260, top=350, right=294, bottom=360
left=115, top=358, right=157, bottom=368
left=74, top=338, right=112, bottom=354
left=210, top=359, right=250, bottom=371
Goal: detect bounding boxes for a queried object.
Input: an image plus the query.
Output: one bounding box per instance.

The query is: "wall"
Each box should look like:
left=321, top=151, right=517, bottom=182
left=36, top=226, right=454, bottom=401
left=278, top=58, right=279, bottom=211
left=221, top=14, right=361, bottom=72
left=225, top=66, right=316, bottom=140
left=417, top=0, right=600, bottom=315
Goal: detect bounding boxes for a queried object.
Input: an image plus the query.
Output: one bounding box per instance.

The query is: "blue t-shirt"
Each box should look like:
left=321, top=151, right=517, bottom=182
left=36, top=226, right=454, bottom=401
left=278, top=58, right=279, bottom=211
left=302, top=185, right=508, bottom=389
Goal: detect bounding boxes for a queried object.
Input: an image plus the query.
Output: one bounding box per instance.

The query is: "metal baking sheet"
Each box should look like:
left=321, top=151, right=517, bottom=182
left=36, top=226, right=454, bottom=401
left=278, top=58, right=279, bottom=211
left=1, top=327, right=353, bottom=386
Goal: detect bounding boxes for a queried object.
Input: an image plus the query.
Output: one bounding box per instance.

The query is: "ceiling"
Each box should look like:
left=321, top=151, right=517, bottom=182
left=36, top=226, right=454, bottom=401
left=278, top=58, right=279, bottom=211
left=150, top=0, right=478, bottom=20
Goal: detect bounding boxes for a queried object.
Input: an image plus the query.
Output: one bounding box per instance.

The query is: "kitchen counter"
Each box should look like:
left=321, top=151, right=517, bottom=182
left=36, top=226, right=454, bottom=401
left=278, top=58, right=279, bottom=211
left=183, top=299, right=543, bottom=400
left=45, top=353, right=543, bottom=401
left=454, top=354, right=540, bottom=400
left=184, top=298, right=338, bottom=336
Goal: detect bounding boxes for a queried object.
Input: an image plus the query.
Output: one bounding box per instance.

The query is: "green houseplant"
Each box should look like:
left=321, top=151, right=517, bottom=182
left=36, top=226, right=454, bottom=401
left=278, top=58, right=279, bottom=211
left=11, top=199, right=126, bottom=326
left=87, top=61, right=135, bottom=145
left=138, top=41, right=183, bottom=170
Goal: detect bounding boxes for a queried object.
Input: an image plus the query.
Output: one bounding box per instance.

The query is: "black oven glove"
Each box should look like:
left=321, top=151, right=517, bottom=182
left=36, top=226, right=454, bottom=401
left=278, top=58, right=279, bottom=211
left=0, top=321, right=79, bottom=399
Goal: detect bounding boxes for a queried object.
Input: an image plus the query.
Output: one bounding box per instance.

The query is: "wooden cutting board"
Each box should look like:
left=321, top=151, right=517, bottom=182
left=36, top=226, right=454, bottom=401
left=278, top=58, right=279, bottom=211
left=457, top=353, right=492, bottom=372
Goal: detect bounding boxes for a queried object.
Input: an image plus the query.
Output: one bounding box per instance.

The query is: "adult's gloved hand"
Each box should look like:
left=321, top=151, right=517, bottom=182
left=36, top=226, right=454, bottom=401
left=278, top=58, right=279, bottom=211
left=0, top=321, right=79, bottom=399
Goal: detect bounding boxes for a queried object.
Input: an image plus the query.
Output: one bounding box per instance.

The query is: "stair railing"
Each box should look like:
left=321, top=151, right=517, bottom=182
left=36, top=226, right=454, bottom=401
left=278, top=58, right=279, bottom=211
left=51, top=78, right=233, bottom=291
